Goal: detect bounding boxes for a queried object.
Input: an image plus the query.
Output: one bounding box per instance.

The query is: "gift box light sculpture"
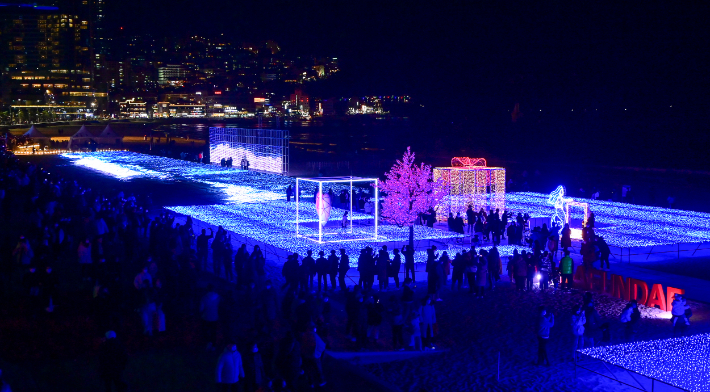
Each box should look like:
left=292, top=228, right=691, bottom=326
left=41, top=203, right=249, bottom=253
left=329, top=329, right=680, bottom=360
left=296, top=177, right=379, bottom=243
left=433, top=157, right=505, bottom=221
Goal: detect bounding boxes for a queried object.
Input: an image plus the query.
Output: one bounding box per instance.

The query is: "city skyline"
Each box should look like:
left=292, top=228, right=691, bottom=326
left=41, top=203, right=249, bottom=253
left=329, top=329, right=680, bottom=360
left=3, top=1, right=709, bottom=115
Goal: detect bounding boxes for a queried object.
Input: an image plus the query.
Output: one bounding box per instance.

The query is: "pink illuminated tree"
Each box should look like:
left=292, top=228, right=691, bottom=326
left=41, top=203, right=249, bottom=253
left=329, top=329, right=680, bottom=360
left=379, top=147, right=447, bottom=248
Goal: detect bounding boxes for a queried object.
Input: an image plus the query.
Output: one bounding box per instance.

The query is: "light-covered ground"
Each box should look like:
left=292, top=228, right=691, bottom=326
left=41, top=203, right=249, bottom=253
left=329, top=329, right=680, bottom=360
left=503, top=192, right=710, bottom=247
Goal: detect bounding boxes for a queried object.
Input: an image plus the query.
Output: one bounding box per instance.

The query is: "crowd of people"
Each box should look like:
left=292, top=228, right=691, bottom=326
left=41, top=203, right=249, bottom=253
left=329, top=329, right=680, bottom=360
left=0, top=147, right=698, bottom=392
left=0, top=150, right=330, bottom=391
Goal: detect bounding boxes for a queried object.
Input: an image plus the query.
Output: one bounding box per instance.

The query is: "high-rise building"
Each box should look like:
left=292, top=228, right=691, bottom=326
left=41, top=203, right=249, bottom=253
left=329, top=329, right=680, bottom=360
left=0, top=2, right=104, bottom=119
left=158, top=64, right=189, bottom=86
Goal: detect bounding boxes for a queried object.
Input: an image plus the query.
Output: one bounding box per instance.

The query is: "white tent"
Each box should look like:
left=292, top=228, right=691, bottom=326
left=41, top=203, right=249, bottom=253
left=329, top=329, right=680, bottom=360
left=96, top=124, right=123, bottom=145
left=68, top=125, right=96, bottom=149
left=22, top=125, right=50, bottom=140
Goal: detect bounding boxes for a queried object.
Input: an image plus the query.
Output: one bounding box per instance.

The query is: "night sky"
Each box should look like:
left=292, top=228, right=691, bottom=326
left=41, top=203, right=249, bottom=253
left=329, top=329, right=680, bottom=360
left=112, top=2, right=708, bottom=104
left=110, top=1, right=710, bottom=170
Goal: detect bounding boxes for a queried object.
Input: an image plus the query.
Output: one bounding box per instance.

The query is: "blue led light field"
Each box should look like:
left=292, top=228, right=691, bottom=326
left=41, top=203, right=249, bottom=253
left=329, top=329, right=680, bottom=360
left=61, top=152, right=710, bottom=254
left=579, top=333, right=710, bottom=392
left=503, top=193, right=710, bottom=247
left=164, top=203, right=472, bottom=265
left=61, top=152, right=356, bottom=202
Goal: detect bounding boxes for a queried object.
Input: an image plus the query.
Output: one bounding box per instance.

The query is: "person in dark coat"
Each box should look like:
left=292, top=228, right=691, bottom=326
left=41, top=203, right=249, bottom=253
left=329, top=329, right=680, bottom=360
left=292, top=292, right=311, bottom=333
left=526, top=252, right=537, bottom=292
left=507, top=223, right=516, bottom=245
left=222, top=240, right=233, bottom=282
left=388, top=295, right=405, bottom=350
left=451, top=252, right=465, bottom=291
left=366, top=294, right=384, bottom=341
left=345, top=287, right=359, bottom=339
left=466, top=205, right=476, bottom=234
left=260, top=280, right=278, bottom=331
left=390, top=248, right=402, bottom=288
left=338, top=249, right=350, bottom=291
left=275, top=332, right=301, bottom=390
left=597, top=236, right=611, bottom=270
left=465, top=251, right=478, bottom=294
left=301, top=322, right=327, bottom=388
left=315, top=251, right=329, bottom=291
left=354, top=294, right=368, bottom=349
left=475, top=250, right=488, bottom=298
left=249, top=245, right=266, bottom=289
left=244, top=342, right=266, bottom=392
left=281, top=253, right=300, bottom=293
left=454, top=213, right=465, bottom=235
left=561, top=223, right=572, bottom=251
left=327, top=250, right=339, bottom=290
left=301, top=250, right=316, bottom=290
left=98, top=331, right=128, bottom=392
left=487, top=246, right=502, bottom=290
left=426, top=249, right=440, bottom=299
left=358, top=247, right=375, bottom=290
left=234, top=244, right=249, bottom=288
left=584, top=302, right=601, bottom=348
left=376, top=247, right=390, bottom=291
left=403, top=245, right=415, bottom=282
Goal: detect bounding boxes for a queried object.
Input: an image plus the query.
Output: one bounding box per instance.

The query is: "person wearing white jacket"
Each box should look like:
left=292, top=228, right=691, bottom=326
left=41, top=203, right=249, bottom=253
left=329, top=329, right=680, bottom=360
left=571, top=305, right=586, bottom=360
left=216, top=343, right=245, bottom=391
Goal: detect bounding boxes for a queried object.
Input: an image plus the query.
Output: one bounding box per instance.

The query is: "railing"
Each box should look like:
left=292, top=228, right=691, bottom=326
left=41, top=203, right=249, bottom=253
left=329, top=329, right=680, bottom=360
left=563, top=241, right=710, bottom=263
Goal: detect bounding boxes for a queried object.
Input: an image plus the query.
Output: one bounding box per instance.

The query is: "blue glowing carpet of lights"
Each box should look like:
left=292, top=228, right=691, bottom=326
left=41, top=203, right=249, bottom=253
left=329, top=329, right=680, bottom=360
left=579, top=333, right=710, bottom=392
left=60, top=152, right=484, bottom=262
left=61, top=152, right=710, bottom=256
left=503, top=193, right=710, bottom=247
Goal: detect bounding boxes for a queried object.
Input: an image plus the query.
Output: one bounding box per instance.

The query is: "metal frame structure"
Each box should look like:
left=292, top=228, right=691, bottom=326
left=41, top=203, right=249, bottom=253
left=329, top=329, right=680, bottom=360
left=296, top=176, right=378, bottom=243
left=209, top=127, right=289, bottom=174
